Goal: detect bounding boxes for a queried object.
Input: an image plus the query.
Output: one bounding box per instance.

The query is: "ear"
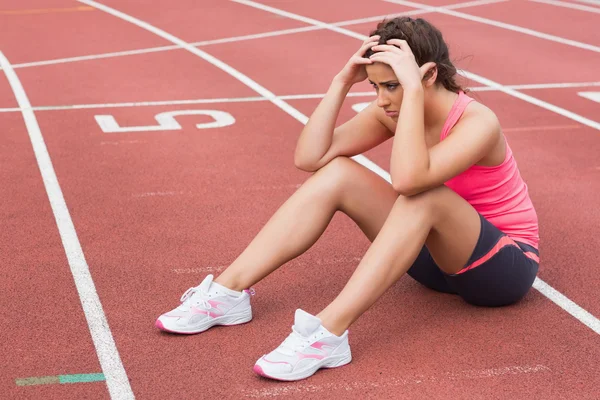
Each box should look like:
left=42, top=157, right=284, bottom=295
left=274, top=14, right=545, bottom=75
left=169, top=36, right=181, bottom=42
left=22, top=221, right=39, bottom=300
left=420, top=62, right=437, bottom=87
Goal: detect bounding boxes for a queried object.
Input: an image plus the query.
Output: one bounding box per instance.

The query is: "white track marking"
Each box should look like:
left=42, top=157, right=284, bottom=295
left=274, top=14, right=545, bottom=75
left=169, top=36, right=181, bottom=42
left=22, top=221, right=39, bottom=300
left=472, top=81, right=600, bottom=91
left=95, top=109, right=235, bottom=133
left=244, top=364, right=551, bottom=397
left=11, top=45, right=181, bottom=69
left=459, top=70, right=600, bottom=130
left=578, top=92, right=600, bottom=103
left=0, top=52, right=134, bottom=399
left=574, top=0, right=600, bottom=5
left=237, top=0, right=600, bottom=132
left=232, top=0, right=508, bottom=41
left=72, top=0, right=392, bottom=187
left=2, top=81, right=600, bottom=113
left=529, top=0, right=600, bottom=13
left=232, top=0, right=367, bottom=40
left=2, top=0, right=504, bottom=71
left=233, top=0, right=600, bottom=335
left=385, top=0, right=600, bottom=53
left=533, top=280, right=600, bottom=334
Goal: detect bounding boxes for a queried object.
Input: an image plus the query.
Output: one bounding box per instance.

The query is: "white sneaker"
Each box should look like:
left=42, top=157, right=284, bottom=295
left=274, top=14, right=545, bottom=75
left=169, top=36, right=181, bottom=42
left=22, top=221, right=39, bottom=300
left=156, top=274, right=252, bottom=334
left=254, top=309, right=352, bottom=381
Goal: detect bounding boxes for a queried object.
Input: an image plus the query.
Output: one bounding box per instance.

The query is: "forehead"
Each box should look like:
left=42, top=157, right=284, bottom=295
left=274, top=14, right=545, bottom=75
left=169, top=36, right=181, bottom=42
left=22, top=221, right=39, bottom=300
left=365, top=63, right=397, bottom=81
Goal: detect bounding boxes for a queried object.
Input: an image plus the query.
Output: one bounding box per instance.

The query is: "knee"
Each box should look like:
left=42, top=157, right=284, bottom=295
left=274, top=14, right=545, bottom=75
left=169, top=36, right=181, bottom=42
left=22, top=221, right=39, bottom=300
left=306, top=156, right=357, bottom=191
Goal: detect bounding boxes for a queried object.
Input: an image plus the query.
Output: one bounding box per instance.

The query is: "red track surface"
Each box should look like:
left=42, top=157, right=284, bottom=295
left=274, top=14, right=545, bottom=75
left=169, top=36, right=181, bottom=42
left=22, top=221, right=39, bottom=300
left=1, top=0, right=599, bottom=399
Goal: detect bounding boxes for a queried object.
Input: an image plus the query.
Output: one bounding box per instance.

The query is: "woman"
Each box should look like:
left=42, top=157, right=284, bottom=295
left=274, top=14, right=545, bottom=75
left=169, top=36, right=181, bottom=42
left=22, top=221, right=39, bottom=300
left=156, top=17, right=539, bottom=382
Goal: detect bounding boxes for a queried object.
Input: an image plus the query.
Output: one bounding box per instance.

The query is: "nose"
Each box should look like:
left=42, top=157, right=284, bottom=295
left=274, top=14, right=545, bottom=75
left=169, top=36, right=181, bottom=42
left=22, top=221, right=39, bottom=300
left=376, top=91, right=391, bottom=108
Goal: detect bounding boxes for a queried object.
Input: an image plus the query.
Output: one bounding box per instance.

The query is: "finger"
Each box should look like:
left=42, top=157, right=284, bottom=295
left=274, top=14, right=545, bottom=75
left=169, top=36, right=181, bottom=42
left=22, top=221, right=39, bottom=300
left=354, top=57, right=374, bottom=65
left=364, top=35, right=380, bottom=44
left=356, top=40, right=379, bottom=56
left=368, top=54, right=393, bottom=65
left=371, top=44, right=404, bottom=54
left=359, top=35, right=380, bottom=48
left=386, top=39, right=412, bottom=53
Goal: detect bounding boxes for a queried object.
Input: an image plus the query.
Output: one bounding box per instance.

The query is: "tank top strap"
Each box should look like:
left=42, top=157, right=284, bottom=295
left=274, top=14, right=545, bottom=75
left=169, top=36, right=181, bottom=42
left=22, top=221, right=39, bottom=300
left=440, top=91, right=474, bottom=141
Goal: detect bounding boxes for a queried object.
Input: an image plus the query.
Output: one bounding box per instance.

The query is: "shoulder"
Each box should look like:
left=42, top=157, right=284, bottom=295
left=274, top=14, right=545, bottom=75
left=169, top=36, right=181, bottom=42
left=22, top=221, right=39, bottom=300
left=447, top=98, right=501, bottom=146
left=458, top=99, right=501, bottom=136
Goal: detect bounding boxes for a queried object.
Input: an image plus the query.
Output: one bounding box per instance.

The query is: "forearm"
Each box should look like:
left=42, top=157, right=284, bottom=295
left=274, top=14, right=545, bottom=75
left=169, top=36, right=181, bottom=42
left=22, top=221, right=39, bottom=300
left=390, top=87, right=429, bottom=189
left=294, top=77, right=351, bottom=169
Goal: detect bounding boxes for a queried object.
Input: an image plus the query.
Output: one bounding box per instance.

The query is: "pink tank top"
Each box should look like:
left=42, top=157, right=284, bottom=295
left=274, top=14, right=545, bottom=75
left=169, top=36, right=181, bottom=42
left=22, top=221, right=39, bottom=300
left=442, top=92, right=539, bottom=249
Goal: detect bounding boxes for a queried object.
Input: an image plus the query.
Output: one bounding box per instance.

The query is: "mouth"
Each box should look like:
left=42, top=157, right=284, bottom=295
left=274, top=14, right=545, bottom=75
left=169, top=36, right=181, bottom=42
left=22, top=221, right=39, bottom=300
left=384, top=110, right=399, bottom=118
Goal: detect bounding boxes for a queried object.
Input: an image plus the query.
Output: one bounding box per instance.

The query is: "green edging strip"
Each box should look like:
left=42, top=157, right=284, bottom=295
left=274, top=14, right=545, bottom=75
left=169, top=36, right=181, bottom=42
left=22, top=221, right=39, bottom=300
left=16, top=373, right=105, bottom=386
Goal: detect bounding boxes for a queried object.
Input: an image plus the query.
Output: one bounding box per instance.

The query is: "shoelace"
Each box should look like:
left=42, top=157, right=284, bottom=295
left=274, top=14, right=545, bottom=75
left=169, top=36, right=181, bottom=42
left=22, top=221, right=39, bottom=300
left=179, top=287, right=211, bottom=310
left=279, top=328, right=312, bottom=354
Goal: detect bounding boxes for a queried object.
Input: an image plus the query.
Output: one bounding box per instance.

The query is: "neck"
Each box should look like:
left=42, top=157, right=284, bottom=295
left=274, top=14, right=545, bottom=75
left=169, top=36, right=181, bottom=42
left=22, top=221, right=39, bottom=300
left=423, top=86, right=460, bottom=131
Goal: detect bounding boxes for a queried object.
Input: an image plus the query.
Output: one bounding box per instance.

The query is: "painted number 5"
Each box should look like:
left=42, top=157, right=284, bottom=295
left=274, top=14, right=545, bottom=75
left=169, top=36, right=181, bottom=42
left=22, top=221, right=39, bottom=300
left=95, top=110, right=235, bottom=133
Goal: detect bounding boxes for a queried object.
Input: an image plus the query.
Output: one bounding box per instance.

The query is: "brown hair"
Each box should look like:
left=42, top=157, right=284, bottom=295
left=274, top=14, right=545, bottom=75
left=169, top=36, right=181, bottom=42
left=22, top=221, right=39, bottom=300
left=364, top=17, right=463, bottom=93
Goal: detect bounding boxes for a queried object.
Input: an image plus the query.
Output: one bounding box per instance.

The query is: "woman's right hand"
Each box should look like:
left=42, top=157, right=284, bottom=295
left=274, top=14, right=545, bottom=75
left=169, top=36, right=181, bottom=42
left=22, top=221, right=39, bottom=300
left=334, top=35, right=380, bottom=86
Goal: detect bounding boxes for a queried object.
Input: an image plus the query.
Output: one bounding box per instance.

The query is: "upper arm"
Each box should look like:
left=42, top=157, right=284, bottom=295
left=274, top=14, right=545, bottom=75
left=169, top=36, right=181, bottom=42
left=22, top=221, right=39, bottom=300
left=398, top=104, right=501, bottom=195
left=305, top=101, right=393, bottom=171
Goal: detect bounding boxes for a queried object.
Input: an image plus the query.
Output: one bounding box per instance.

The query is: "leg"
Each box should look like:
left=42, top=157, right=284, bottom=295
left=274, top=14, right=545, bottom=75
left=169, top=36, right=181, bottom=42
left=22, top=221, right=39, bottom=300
left=318, top=185, right=482, bottom=335
left=215, top=157, right=399, bottom=291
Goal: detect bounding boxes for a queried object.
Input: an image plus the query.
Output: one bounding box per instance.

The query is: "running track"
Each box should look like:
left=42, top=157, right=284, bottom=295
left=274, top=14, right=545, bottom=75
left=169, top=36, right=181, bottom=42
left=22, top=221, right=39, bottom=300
left=1, top=0, right=600, bottom=398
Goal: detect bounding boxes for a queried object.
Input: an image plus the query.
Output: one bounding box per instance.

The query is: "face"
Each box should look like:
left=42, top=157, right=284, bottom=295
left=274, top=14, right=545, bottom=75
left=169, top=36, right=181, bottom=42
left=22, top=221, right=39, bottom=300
left=365, top=62, right=403, bottom=120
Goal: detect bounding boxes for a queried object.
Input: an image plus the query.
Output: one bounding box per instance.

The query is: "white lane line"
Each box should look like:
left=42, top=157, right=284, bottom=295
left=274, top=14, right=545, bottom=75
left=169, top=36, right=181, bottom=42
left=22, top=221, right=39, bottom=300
left=234, top=1, right=600, bottom=335
left=231, top=0, right=507, bottom=41
left=574, top=0, right=600, bottom=5
left=385, top=0, right=600, bottom=53
left=3, top=0, right=504, bottom=71
left=0, top=52, right=134, bottom=399
left=578, top=91, right=600, bottom=103
left=81, top=0, right=600, bottom=336
left=529, top=0, right=600, bottom=13
left=533, top=280, right=600, bottom=334
left=238, top=0, right=600, bottom=131
left=2, top=81, right=600, bottom=113
left=459, top=70, right=600, bottom=131
left=77, top=0, right=390, bottom=178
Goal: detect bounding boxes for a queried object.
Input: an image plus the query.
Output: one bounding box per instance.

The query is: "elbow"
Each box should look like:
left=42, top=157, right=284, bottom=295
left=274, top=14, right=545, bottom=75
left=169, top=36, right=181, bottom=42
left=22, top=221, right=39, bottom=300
left=294, top=155, right=319, bottom=172
left=391, top=175, right=423, bottom=197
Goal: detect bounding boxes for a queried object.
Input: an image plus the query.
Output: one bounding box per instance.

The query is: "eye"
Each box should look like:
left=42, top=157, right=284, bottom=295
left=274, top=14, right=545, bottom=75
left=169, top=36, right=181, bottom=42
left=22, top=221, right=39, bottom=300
left=386, top=84, right=398, bottom=91
left=370, top=82, right=379, bottom=91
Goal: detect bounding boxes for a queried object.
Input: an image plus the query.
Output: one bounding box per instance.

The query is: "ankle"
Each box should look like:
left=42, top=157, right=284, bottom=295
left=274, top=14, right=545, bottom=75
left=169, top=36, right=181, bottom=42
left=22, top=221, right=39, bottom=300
left=317, top=313, right=349, bottom=337
left=213, top=275, right=245, bottom=292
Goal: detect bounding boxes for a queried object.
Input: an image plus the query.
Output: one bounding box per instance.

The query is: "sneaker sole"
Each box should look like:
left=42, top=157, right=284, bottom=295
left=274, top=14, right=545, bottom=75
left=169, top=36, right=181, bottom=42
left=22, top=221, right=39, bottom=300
left=156, top=309, right=252, bottom=334
left=253, top=349, right=352, bottom=381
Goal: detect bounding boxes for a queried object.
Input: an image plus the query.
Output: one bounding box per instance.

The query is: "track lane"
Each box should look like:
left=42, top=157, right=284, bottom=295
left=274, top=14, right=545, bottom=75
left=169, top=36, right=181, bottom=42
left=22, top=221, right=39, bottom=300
left=0, top=111, right=108, bottom=399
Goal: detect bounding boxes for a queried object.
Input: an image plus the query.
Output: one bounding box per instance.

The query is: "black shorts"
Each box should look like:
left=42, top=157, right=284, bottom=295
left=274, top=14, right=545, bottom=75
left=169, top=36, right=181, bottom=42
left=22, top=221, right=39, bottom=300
left=406, top=214, right=539, bottom=307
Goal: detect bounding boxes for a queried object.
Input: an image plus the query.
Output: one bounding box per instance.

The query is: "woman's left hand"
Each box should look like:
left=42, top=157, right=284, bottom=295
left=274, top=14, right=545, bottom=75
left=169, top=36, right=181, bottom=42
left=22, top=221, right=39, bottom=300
left=369, top=39, right=436, bottom=90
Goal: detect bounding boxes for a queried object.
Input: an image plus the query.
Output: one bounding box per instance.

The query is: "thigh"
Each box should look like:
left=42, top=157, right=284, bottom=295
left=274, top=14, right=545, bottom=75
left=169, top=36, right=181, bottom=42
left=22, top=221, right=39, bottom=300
left=445, top=218, right=540, bottom=307
left=408, top=185, right=483, bottom=275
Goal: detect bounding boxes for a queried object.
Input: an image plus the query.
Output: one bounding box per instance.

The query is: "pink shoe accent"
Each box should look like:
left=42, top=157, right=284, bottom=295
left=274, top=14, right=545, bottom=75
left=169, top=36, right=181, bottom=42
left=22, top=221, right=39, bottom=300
left=207, top=300, right=226, bottom=308
left=253, top=364, right=285, bottom=381
left=155, top=318, right=206, bottom=335
left=253, top=364, right=268, bottom=377
left=155, top=319, right=166, bottom=330
left=297, top=353, right=325, bottom=361
left=190, top=306, right=223, bottom=318
left=310, top=341, right=329, bottom=350
left=261, top=358, right=291, bottom=365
